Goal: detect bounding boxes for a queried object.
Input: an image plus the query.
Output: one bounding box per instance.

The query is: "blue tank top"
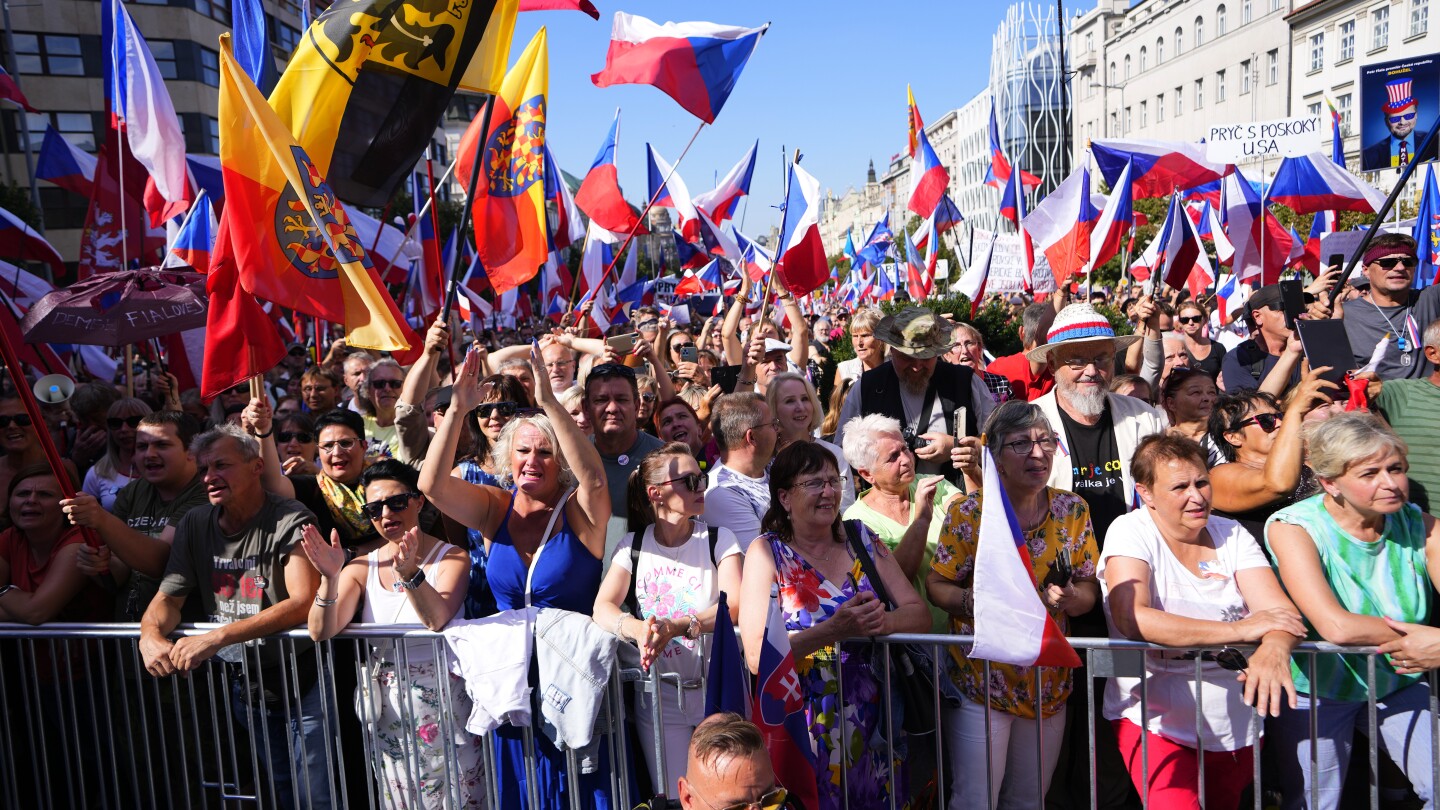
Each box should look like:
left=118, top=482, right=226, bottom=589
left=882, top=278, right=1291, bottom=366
left=486, top=494, right=601, bottom=614
left=457, top=459, right=505, bottom=619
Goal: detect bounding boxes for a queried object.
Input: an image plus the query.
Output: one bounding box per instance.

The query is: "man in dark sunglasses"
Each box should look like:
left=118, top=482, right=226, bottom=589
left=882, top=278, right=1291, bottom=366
left=676, top=713, right=787, bottom=810
left=1342, top=233, right=1440, bottom=382
left=1361, top=76, right=1437, bottom=170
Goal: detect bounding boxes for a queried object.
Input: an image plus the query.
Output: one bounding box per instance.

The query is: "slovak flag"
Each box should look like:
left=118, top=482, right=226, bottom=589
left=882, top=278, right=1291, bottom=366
left=984, top=101, right=1042, bottom=191
left=1090, top=158, right=1135, bottom=271
left=970, top=446, right=1082, bottom=669
left=1267, top=152, right=1386, bottom=214
left=591, top=13, right=769, bottom=124
left=1024, top=164, right=1099, bottom=287
left=754, top=592, right=820, bottom=810
left=36, top=125, right=98, bottom=198
left=1092, top=138, right=1232, bottom=200
left=775, top=161, right=828, bottom=296
left=648, top=144, right=701, bottom=242
left=908, top=119, right=950, bottom=218
left=162, top=189, right=216, bottom=271
left=575, top=109, right=648, bottom=235
left=694, top=140, right=757, bottom=224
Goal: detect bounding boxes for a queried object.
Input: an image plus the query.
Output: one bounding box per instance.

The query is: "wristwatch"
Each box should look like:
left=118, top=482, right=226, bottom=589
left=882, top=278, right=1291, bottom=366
left=397, top=567, right=426, bottom=591
left=685, top=614, right=701, bottom=641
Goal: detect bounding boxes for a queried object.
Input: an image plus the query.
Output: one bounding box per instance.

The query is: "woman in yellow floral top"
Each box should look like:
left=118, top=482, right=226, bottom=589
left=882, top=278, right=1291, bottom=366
left=927, top=400, right=1099, bottom=810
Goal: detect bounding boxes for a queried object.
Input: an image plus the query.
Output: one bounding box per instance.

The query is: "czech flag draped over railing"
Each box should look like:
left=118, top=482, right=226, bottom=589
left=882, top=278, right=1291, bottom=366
left=36, top=126, right=98, bottom=198
left=694, top=140, right=758, bottom=225
left=1024, top=164, right=1099, bottom=287
left=1267, top=152, right=1386, bottom=214
left=575, top=109, right=648, bottom=235
left=775, top=162, right=828, bottom=296
left=1092, top=138, right=1233, bottom=200
left=591, top=13, right=768, bottom=124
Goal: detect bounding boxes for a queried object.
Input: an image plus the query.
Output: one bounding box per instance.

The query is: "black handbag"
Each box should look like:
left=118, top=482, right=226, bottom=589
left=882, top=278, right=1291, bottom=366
left=841, top=520, right=939, bottom=739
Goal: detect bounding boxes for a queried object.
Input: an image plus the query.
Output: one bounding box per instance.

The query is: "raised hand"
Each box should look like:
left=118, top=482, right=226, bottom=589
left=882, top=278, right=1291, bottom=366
left=299, top=524, right=347, bottom=581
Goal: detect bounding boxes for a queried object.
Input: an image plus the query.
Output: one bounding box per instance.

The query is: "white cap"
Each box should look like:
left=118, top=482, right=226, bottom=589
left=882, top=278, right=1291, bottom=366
left=764, top=338, right=792, bottom=355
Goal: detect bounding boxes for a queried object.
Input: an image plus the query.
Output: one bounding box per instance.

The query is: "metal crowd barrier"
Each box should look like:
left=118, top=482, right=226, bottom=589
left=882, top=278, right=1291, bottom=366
left=0, top=624, right=1435, bottom=810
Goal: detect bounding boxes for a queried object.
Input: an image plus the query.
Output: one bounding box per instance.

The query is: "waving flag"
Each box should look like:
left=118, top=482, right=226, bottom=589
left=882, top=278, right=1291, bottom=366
left=999, top=166, right=1036, bottom=287
left=217, top=35, right=413, bottom=353
left=735, top=228, right=774, bottom=282
left=105, top=0, right=191, bottom=226
left=0, top=205, right=65, bottom=278
left=232, top=0, right=279, bottom=94
left=1224, top=168, right=1287, bottom=284
left=1025, top=165, right=1099, bottom=286
left=648, top=144, right=701, bottom=242
left=575, top=109, right=648, bottom=235
left=775, top=162, right=828, bottom=296
left=0, top=65, right=35, bottom=112
left=1214, top=272, right=1246, bottom=317
left=580, top=220, right=621, bottom=297
left=1414, top=164, right=1440, bottom=289
left=857, top=214, right=894, bottom=267
left=874, top=262, right=896, bottom=301
left=591, top=13, right=768, bottom=124
left=163, top=189, right=216, bottom=272
left=36, top=126, right=98, bottom=198
left=970, top=447, right=1082, bottom=668
left=1302, top=211, right=1335, bottom=275
left=984, top=101, right=1042, bottom=191
left=902, top=227, right=931, bottom=302
left=202, top=214, right=288, bottom=400
left=1268, top=152, right=1385, bottom=213
left=543, top=145, right=585, bottom=251
left=1092, top=138, right=1232, bottom=199
left=1327, top=96, right=1347, bottom=168
left=675, top=259, right=721, bottom=296
left=1182, top=178, right=1223, bottom=207
left=917, top=194, right=964, bottom=249
left=753, top=593, right=820, bottom=810
left=673, top=229, right=707, bottom=269
left=520, top=0, right=600, bottom=17
left=457, top=28, right=551, bottom=295
left=906, top=85, right=924, bottom=159
left=1197, top=200, right=1236, bottom=265
left=695, top=141, right=758, bottom=224
left=842, top=228, right=860, bottom=269
left=908, top=115, right=950, bottom=217
left=1153, top=193, right=1213, bottom=295
left=457, top=0, right=520, bottom=96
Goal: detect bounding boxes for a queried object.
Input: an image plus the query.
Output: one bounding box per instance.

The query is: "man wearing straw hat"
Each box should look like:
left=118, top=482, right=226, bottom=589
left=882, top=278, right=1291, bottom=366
left=1362, top=77, right=1437, bottom=171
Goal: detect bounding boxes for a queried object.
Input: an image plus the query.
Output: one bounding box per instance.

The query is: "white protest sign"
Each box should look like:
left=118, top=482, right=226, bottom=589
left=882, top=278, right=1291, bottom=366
left=1205, top=116, right=1326, bottom=163
left=654, top=276, right=678, bottom=304
left=933, top=258, right=950, bottom=280
left=986, top=234, right=1057, bottom=294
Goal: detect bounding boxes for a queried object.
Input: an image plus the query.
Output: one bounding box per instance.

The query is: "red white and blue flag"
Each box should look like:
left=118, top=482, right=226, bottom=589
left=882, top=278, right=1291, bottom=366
left=1414, top=164, right=1440, bottom=289
left=162, top=189, right=216, bottom=272
left=1025, top=164, right=1099, bottom=287
left=1182, top=178, right=1224, bottom=208
left=1194, top=200, right=1236, bottom=265
left=591, top=13, right=768, bottom=124
left=1089, top=158, right=1135, bottom=271
left=36, top=125, right=98, bottom=198
left=971, top=447, right=1083, bottom=668
left=675, top=259, right=722, bottom=296
left=734, top=227, right=774, bottom=282
left=695, top=140, right=757, bottom=224
left=754, top=592, right=820, bottom=810
left=1092, top=138, right=1232, bottom=200
left=1152, top=192, right=1213, bottom=296
left=1000, top=168, right=1036, bottom=288
left=575, top=109, right=648, bottom=236
left=1268, top=152, right=1385, bottom=214
left=1224, top=168, right=1288, bottom=284
left=775, top=161, right=828, bottom=296
left=908, top=119, right=950, bottom=218
left=648, top=144, right=701, bottom=242
left=0, top=204, right=65, bottom=278
left=984, top=101, right=1042, bottom=191
left=543, top=145, right=586, bottom=251
left=0, top=65, right=35, bottom=113
left=902, top=226, right=931, bottom=302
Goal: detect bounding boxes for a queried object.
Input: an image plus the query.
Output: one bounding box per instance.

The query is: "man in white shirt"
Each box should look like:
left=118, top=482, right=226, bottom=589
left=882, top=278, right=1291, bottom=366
left=703, top=393, right=777, bottom=544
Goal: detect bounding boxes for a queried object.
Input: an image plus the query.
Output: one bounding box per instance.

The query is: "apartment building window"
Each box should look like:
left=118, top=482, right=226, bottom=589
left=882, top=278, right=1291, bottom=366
left=1338, top=93, right=1353, bottom=134
left=270, top=18, right=301, bottom=55
left=8, top=33, right=87, bottom=76
left=1217, top=69, right=1227, bottom=102
left=1414, top=0, right=1430, bottom=36
left=1124, top=107, right=1132, bottom=133
left=1175, top=87, right=1183, bottom=116
left=1310, top=32, right=1325, bottom=71
left=1240, top=60, right=1251, bottom=95
left=149, top=40, right=179, bottom=80
left=1308, top=101, right=1322, bottom=119
left=9, top=111, right=100, bottom=152
left=1175, top=27, right=1184, bottom=55
left=1140, top=46, right=1148, bottom=71
left=1157, top=37, right=1165, bottom=64
left=1140, top=100, right=1148, bottom=127
left=199, top=47, right=219, bottom=87
left=1109, top=62, right=1117, bottom=84
left=1195, top=78, right=1205, bottom=108
left=1374, top=6, right=1390, bottom=49
left=1267, top=50, right=1279, bottom=85
left=39, top=186, right=89, bottom=230
left=1217, top=4, right=1228, bottom=36
left=1194, top=17, right=1204, bottom=48
left=1086, top=32, right=1094, bottom=52
left=194, top=0, right=231, bottom=25
left=1124, top=54, right=1132, bottom=79
left=1340, top=20, right=1355, bottom=61
left=1110, top=111, right=1119, bottom=136
left=180, top=113, right=220, bottom=155
left=1271, top=0, right=1281, bottom=10
left=1156, top=94, right=1166, bottom=122
left=1242, top=0, right=1252, bottom=25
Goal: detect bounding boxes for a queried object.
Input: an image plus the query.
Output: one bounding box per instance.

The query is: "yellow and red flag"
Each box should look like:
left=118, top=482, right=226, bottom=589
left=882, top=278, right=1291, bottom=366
left=906, top=84, right=924, bottom=159
left=457, top=27, right=549, bottom=296
left=217, top=34, right=414, bottom=353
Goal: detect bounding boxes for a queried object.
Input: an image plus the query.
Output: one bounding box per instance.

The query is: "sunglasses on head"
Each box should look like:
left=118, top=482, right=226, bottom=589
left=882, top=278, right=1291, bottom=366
left=276, top=431, right=314, bottom=444
left=1371, top=256, right=1418, bottom=270
left=0, top=414, right=33, bottom=429
left=475, top=401, right=518, bottom=420
left=370, top=379, right=403, bottom=391
left=1231, top=412, right=1282, bottom=433
left=360, top=492, right=420, bottom=520
left=108, top=415, right=145, bottom=430
left=661, top=473, right=707, bottom=493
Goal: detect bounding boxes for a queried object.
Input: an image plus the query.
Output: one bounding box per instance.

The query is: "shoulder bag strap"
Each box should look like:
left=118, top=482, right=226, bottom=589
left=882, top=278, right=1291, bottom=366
left=708, top=524, right=720, bottom=568
left=842, top=520, right=896, bottom=610
left=522, top=488, right=575, bottom=609
left=621, top=526, right=650, bottom=620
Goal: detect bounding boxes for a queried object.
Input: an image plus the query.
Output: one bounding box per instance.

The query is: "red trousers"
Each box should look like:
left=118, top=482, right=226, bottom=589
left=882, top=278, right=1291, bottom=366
left=1113, top=719, right=1254, bottom=810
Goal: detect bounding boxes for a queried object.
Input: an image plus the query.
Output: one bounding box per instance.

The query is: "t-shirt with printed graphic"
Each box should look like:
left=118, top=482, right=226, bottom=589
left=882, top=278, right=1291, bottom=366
left=1056, top=406, right=1128, bottom=543
left=111, top=474, right=208, bottom=621
left=159, top=493, right=315, bottom=667
left=703, top=463, right=770, bottom=545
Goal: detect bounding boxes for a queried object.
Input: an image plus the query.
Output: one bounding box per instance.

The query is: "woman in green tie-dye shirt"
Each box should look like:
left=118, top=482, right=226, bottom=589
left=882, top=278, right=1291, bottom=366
left=1265, top=413, right=1440, bottom=810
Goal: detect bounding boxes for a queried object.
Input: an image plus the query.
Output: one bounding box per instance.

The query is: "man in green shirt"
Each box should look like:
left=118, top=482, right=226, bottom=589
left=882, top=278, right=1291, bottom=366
left=1371, top=318, right=1440, bottom=512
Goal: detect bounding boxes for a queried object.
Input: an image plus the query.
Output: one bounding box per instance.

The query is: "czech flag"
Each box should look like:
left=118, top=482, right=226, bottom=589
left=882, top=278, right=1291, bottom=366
left=775, top=162, right=828, bottom=296
left=575, top=109, right=648, bottom=236
left=36, top=126, right=98, bottom=198
left=1092, top=138, right=1232, bottom=200
left=999, top=166, right=1036, bottom=287
left=694, top=140, right=757, bottom=225
left=1182, top=178, right=1223, bottom=208
left=954, top=231, right=999, bottom=317
left=1152, top=193, right=1213, bottom=296
left=0, top=204, right=65, bottom=278
left=902, top=227, right=931, bottom=302
left=753, top=595, right=821, bottom=810
left=1267, top=152, right=1385, bottom=214
left=857, top=214, right=894, bottom=268
left=543, top=144, right=586, bottom=251
left=969, top=447, right=1082, bottom=669
left=591, top=13, right=768, bottom=124
left=908, top=123, right=950, bottom=219
left=675, top=259, right=721, bottom=296
left=162, top=189, right=216, bottom=272
left=984, top=101, right=1042, bottom=191
left=648, top=144, right=701, bottom=242
left=674, top=229, right=707, bottom=270
left=1224, top=168, right=1287, bottom=284
left=1024, top=164, right=1099, bottom=286
left=1089, top=158, right=1134, bottom=271
left=0, top=65, right=35, bottom=112
left=1194, top=200, right=1236, bottom=265
left=734, top=227, right=774, bottom=282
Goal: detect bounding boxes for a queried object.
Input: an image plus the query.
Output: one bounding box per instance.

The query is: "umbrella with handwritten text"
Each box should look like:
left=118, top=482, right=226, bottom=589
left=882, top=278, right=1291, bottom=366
left=21, top=266, right=208, bottom=346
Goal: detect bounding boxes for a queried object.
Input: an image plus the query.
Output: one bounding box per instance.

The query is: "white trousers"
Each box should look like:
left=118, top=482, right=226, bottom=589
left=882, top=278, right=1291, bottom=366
left=946, top=698, right=1067, bottom=810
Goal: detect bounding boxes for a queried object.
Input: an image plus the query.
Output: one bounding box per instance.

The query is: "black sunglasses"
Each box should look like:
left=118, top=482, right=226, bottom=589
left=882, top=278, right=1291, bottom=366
left=1371, top=256, right=1418, bottom=270
left=662, top=473, right=707, bottom=493
left=1230, top=412, right=1282, bottom=433
left=360, top=492, right=421, bottom=520
left=369, top=379, right=403, bottom=390
left=108, top=415, right=145, bottom=430
left=590, top=362, right=637, bottom=380
left=1177, top=315, right=1205, bottom=325
left=475, top=401, right=518, bottom=420
left=1213, top=647, right=1248, bottom=672
left=276, top=431, right=314, bottom=444
left=0, top=414, right=33, bottom=429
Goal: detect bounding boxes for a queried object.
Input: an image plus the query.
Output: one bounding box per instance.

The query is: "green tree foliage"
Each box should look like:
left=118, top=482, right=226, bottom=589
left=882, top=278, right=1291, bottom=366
left=0, top=183, right=42, bottom=230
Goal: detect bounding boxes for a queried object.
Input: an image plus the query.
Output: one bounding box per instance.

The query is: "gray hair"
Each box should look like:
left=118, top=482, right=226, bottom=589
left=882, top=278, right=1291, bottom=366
left=556, top=384, right=585, bottom=412
left=1021, top=303, right=1054, bottom=346
left=343, top=352, right=376, bottom=373
left=1305, top=412, right=1409, bottom=481
left=490, top=413, right=577, bottom=491
left=496, top=358, right=531, bottom=375
left=710, top=392, right=765, bottom=454
left=1426, top=317, right=1440, bottom=351
left=981, top=400, right=1054, bottom=451
left=190, top=423, right=259, bottom=462
left=953, top=321, right=983, bottom=347
left=840, top=413, right=904, bottom=472
left=356, top=357, right=403, bottom=416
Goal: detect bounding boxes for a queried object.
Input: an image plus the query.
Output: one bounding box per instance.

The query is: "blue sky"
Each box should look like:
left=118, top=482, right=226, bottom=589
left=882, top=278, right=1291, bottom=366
left=515, top=1, right=1028, bottom=238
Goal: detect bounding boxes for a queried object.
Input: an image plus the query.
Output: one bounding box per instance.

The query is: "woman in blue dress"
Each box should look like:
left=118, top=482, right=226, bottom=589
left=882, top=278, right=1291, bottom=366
left=419, top=345, right=613, bottom=810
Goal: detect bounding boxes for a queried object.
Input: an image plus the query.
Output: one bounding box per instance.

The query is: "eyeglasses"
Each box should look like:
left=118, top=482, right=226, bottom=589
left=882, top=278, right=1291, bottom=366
left=590, top=363, right=637, bottom=380
left=1177, top=315, right=1205, bottom=325
left=319, top=438, right=360, bottom=454
left=1371, top=256, right=1418, bottom=270
left=791, top=476, right=843, bottom=494
left=692, top=787, right=789, bottom=810
left=475, top=401, right=518, bottom=420
left=107, top=415, right=145, bottom=430
left=0, top=414, right=33, bottom=429
left=1231, top=412, right=1282, bottom=433
left=662, top=473, right=707, bottom=493
left=276, top=431, right=314, bottom=444
left=360, top=492, right=421, bottom=520
left=748, top=419, right=781, bottom=434
left=543, top=359, right=574, bottom=370
left=1058, top=353, right=1114, bottom=371
left=369, top=379, right=403, bottom=391
left=671, top=342, right=695, bottom=353
left=1001, top=436, right=1059, bottom=456
left=1389, top=112, right=1418, bottom=123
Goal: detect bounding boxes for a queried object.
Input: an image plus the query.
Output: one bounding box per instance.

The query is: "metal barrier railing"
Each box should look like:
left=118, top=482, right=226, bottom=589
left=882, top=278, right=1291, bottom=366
left=0, top=624, right=1433, bottom=810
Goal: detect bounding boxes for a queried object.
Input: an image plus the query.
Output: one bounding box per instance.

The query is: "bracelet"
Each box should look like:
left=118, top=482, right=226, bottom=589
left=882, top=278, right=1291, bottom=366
left=613, top=613, right=627, bottom=640
left=314, top=595, right=337, bottom=608
left=251, top=429, right=273, bottom=439
left=685, top=614, right=701, bottom=641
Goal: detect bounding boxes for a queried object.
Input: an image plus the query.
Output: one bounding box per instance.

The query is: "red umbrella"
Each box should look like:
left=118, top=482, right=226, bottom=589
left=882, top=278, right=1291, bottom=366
left=20, top=266, right=207, bottom=347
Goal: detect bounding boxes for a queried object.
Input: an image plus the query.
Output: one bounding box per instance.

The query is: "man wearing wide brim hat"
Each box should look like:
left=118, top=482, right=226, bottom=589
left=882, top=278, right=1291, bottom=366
left=1029, top=303, right=1164, bottom=544
left=836, top=307, right=997, bottom=483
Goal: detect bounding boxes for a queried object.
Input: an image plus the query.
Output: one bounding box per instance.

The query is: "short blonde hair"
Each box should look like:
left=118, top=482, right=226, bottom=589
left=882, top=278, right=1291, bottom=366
left=765, top=372, right=822, bottom=433
left=490, top=413, right=577, bottom=491
left=556, top=384, right=585, bottom=413
left=1305, top=412, right=1409, bottom=481
left=850, top=306, right=884, bottom=334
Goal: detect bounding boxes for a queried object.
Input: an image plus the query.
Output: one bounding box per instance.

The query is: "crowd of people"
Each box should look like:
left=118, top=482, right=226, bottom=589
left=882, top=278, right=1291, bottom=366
left=3, top=230, right=1440, bottom=809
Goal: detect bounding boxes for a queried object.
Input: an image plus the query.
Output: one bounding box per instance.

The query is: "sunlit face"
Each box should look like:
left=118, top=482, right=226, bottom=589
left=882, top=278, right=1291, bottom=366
left=1365, top=251, right=1419, bottom=297
left=367, top=367, right=404, bottom=411
left=1137, top=457, right=1212, bottom=534
left=758, top=352, right=789, bottom=388
left=890, top=350, right=937, bottom=395
left=317, top=425, right=363, bottom=483
left=8, top=474, right=63, bottom=534
left=566, top=399, right=591, bottom=435
left=1223, top=403, right=1283, bottom=455
left=648, top=453, right=705, bottom=518
left=197, top=438, right=262, bottom=509
left=541, top=343, right=576, bottom=391
left=656, top=403, right=702, bottom=451
left=363, top=477, right=421, bottom=541
left=344, top=358, right=373, bottom=393
left=948, top=329, right=984, bottom=371
left=477, top=397, right=515, bottom=442
left=992, top=425, right=1056, bottom=492
left=276, top=420, right=317, bottom=463
left=852, top=328, right=882, bottom=365
left=501, top=366, right=535, bottom=401
left=134, top=423, right=192, bottom=486
left=1052, top=343, right=1115, bottom=412
left=509, top=423, right=560, bottom=494
left=773, top=379, right=813, bottom=442
left=1323, top=448, right=1410, bottom=516
left=777, top=461, right=843, bottom=525
left=861, top=433, right=915, bottom=493
left=637, top=384, right=658, bottom=425
left=302, top=377, right=339, bottom=412
left=1176, top=307, right=1207, bottom=338
left=586, top=378, right=637, bottom=440
left=1162, top=340, right=1188, bottom=378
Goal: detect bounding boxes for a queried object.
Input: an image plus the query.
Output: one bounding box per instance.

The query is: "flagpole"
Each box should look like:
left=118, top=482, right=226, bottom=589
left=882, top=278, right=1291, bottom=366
left=442, top=93, right=495, bottom=322
left=756, top=148, right=800, bottom=331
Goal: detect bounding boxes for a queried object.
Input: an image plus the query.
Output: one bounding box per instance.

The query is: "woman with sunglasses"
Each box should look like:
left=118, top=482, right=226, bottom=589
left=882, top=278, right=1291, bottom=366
left=0, top=397, right=78, bottom=509
left=357, top=358, right=407, bottom=458
left=767, top=372, right=855, bottom=510
left=274, top=412, right=320, bottom=476
left=419, top=345, right=614, bottom=810
left=636, top=374, right=660, bottom=433
left=1100, top=434, right=1305, bottom=809
left=1208, top=367, right=1336, bottom=542
left=925, top=401, right=1097, bottom=809
left=1264, top=414, right=1440, bottom=810
left=1176, top=300, right=1227, bottom=379
left=1160, top=368, right=1221, bottom=462
left=592, top=442, right=743, bottom=797
left=738, top=442, right=930, bottom=810
left=81, top=398, right=152, bottom=512
left=302, top=459, right=481, bottom=810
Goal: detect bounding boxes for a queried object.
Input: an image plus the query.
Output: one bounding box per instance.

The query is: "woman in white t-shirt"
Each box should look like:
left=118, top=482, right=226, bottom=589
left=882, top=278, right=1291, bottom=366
left=592, top=442, right=743, bottom=797
left=1099, top=434, right=1306, bottom=809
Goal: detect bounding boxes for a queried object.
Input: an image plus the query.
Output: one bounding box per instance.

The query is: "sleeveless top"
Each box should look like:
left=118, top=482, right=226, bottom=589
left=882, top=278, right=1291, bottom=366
left=360, top=539, right=454, bottom=659
left=457, top=459, right=505, bottom=619
left=485, top=494, right=601, bottom=614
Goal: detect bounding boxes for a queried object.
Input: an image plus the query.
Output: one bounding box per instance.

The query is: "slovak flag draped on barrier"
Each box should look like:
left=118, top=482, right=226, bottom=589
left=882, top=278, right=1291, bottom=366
left=1092, top=138, right=1232, bottom=199
left=591, top=13, right=768, bottom=124
left=575, top=109, right=648, bottom=235
left=775, top=162, right=828, bottom=296
left=971, top=447, right=1082, bottom=668
left=1024, top=164, right=1099, bottom=287
left=754, top=592, right=821, bottom=810
left=694, top=141, right=757, bottom=224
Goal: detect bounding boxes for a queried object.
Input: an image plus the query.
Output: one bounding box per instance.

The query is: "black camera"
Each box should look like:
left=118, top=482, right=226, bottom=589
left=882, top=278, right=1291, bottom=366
left=900, top=425, right=929, bottom=453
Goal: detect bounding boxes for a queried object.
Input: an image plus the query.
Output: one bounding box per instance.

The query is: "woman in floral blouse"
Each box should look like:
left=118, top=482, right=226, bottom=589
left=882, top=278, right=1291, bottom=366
left=927, top=400, right=1099, bottom=810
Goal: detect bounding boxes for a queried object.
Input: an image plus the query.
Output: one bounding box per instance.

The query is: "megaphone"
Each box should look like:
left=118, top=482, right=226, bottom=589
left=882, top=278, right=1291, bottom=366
left=34, top=374, right=75, bottom=404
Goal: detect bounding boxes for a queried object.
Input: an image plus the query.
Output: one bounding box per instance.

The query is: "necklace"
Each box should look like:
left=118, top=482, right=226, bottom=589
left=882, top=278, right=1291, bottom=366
left=1364, top=294, right=1416, bottom=366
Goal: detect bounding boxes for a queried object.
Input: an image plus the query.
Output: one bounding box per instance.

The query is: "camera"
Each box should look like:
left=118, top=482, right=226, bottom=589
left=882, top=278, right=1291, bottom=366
left=900, top=425, right=929, bottom=453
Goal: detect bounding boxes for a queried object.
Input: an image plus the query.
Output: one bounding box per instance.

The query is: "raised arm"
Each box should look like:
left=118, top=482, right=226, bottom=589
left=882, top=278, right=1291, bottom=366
left=721, top=275, right=752, bottom=365
left=529, top=341, right=610, bottom=557
left=777, top=290, right=809, bottom=370
left=1258, top=336, right=1305, bottom=399
left=416, top=348, right=511, bottom=534
left=1211, top=368, right=1336, bottom=513
left=242, top=398, right=296, bottom=500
